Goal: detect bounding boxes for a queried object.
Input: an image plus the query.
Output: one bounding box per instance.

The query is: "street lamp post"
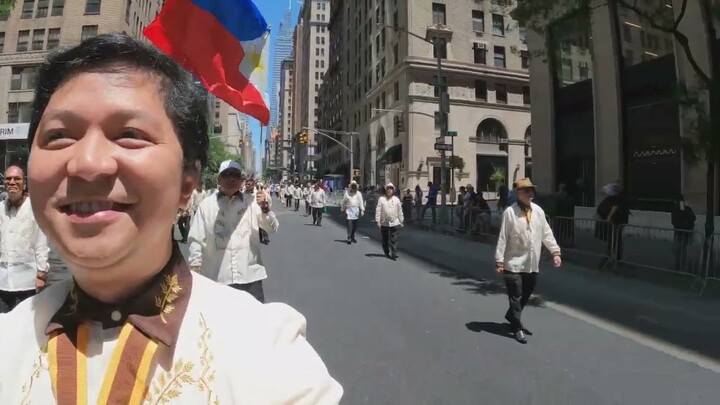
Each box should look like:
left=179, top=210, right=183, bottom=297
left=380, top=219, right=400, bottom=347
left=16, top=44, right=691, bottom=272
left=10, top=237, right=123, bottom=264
left=380, top=23, right=449, bottom=225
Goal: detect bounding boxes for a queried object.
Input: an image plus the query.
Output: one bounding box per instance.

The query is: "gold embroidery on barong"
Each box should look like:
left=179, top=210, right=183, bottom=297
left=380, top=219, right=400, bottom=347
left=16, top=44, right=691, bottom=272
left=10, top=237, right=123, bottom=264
left=20, top=344, right=49, bottom=405
left=155, top=274, right=182, bottom=324
left=144, top=314, right=219, bottom=405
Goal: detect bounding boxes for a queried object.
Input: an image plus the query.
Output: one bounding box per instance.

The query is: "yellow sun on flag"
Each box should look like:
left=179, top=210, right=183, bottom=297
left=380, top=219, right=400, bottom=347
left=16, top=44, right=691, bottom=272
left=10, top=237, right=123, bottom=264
left=239, top=32, right=270, bottom=101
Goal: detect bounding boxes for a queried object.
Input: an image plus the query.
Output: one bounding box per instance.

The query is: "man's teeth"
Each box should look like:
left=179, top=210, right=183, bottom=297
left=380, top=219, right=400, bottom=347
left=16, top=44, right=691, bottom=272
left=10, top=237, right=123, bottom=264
left=69, top=201, right=114, bottom=214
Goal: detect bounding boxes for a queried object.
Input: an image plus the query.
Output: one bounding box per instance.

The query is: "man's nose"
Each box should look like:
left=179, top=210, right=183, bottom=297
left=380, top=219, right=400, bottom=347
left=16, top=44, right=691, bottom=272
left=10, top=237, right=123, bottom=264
left=66, top=130, right=118, bottom=181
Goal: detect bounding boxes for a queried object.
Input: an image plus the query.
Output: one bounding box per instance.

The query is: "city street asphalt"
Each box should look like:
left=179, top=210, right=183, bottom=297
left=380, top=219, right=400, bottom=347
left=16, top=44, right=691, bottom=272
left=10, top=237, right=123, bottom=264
left=181, top=201, right=720, bottom=404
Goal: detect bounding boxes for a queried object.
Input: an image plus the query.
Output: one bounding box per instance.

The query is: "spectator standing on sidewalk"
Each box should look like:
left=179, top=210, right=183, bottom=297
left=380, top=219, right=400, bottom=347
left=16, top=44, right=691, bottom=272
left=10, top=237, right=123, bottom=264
left=414, top=185, right=423, bottom=221
left=421, top=182, right=438, bottom=224
left=0, top=166, right=51, bottom=313
left=310, top=182, right=327, bottom=226
left=402, top=189, right=414, bottom=223
left=595, top=183, right=630, bottom=266
left=495, top=178, right=562, bottom=344
left=341, top=181, right=365, bottom=244
left=376, top=183, right=404, bottom=260
left=671, top=197, right=696, bottom=272
left=189, top=161, right=279, bottom=303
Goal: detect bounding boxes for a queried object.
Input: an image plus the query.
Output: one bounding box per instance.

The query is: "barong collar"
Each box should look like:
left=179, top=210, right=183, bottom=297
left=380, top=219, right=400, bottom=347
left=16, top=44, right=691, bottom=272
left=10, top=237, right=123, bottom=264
left=46, top=241, right=192, bottom=347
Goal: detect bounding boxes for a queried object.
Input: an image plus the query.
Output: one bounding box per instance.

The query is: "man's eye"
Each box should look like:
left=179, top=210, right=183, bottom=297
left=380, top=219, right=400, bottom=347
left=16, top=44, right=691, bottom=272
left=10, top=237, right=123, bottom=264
left=120, top=129, right=143, bottom=139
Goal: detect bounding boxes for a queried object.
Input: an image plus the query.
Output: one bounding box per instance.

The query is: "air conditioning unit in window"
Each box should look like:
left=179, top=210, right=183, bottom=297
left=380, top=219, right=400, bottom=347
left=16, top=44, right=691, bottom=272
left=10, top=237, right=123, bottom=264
left=499, top=138, right=509, bottom=144
left=474, top=42, right=487, bottom=50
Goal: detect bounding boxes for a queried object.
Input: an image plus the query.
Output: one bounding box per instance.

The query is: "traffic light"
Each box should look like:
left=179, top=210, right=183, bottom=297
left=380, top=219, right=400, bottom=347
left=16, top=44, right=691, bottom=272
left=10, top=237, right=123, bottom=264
left=299, top=132, right=309, bottom=144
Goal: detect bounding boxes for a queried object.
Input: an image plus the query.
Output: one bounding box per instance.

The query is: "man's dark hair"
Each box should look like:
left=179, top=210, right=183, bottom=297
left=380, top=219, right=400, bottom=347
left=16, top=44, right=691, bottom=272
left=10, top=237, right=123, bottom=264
left=29, top=33, right=209, bottom=171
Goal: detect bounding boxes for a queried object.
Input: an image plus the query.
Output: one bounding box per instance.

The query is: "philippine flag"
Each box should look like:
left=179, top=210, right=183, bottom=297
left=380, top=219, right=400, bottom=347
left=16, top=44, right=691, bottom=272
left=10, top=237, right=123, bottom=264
left=143, top=0, right=270, bottom=125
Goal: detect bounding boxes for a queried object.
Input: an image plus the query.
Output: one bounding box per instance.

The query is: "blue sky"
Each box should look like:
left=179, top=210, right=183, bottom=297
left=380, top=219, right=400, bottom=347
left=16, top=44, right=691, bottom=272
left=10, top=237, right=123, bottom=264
left=251, top=1, right=300, bottom=173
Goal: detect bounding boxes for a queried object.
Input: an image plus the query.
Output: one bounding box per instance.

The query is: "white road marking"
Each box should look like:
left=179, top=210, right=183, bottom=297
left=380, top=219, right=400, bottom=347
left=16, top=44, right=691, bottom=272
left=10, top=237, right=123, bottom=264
left=545, top=301, right=720, bottom=373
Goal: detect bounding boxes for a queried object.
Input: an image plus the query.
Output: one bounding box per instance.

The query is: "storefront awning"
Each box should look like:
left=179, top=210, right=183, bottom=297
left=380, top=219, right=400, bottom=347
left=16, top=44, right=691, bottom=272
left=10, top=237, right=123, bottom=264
left=377, top=144, right=402, bottom=164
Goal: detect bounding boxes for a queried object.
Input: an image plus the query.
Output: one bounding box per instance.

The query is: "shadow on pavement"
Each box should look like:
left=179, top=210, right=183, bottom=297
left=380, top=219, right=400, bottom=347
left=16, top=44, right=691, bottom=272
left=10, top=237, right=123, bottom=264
left=466, top=321, right=513, bottom=339
left=325, top=206, right=720, bottom=361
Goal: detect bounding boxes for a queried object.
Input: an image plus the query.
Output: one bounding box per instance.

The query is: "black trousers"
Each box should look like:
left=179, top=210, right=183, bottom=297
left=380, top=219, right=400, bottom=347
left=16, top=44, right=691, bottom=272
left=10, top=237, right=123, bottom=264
left=421, top=203, right=437, bottom=223
left=294, top=198, right=300, bottom=210
left=229, top=280, right=265, bottom=303
left=0, top=289, right=35, bottom=313
left=259, top=228, right=268, bottom=242
left=177, top=216, right=190, bottom=241
left=312, top=207, right=323, bottom=225
left=347, top=219, right=358, bottom=240
left=305, top=201, right=311, bottom=215
left=285, top=195, right=292, bottom=207
left=502, top=272, right=538, bottom=333
left=380, top=225, right=399, bottom=256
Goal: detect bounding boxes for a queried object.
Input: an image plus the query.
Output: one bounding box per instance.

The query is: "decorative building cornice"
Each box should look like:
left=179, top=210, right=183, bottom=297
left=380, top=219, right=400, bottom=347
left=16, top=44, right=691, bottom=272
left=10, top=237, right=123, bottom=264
left=0, top=51, right=49, bottom=64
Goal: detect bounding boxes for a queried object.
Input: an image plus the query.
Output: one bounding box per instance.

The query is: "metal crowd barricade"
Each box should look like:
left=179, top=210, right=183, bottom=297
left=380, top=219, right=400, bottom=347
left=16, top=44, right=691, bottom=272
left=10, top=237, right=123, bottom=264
left=548, top=217, right=616, bottom=269
left=615, top=224, right=705, bottom=280
left=705, top=234, right=720, bottom=283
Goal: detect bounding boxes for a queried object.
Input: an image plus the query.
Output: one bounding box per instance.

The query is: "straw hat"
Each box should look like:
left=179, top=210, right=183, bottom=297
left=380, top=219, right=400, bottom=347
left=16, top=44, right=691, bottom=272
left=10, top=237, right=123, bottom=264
left=513, top=178, right=536, bottom=190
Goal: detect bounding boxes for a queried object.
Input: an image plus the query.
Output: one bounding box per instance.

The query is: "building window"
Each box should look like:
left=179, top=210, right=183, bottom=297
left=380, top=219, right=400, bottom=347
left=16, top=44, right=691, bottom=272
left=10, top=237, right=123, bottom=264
left=81, top=25, right=98, bottom=41
left=32, top=29, right=45, bottom=50
left=10, top=66, right=38, bottom=91
left=578, top=61, right=589, bottom=79
left=521, top=50, right=529, bottom=69
left=432, top=37, right=447, bottom=59
left=36, top=0, right=49, bottom=17
left=519, top=27, right=526, bottom=44
left=16, top=30, right=30, bottom=52
left=472, top=10, right=484, bottom=32
left=473, top=43, right=486, bottom=64
left=125, top=0, right=131, bottom=23
left=394, top=81, right=399, bottom=101
left=522, top=86, right=530, bottom=105
left=492, top=14, right=504, bottom=36
left=7, top=102, right=33, bottom=123
left=496, top=83, right=507, bottom=104
left=0, top=33, right=5, bottom=53
left=475, top=80, right=487, bottom=101
left=46, top=28, right=60, bottom=49
left=51, top=0, right=64, bottom=16
left=431, top=2, right=446, bottom=25
left=21, top=0, right=34, bottom=19
left=493, top=46, right=506, bottom=68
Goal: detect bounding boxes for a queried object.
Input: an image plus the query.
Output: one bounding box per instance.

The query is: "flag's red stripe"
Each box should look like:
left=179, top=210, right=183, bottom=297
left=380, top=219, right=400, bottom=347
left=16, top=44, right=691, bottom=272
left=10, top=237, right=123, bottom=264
left=144, top=0, right=269, bottom=125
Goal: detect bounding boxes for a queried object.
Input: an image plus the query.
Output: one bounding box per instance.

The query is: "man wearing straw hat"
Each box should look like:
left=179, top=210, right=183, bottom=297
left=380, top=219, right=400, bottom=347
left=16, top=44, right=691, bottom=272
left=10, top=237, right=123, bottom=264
left=495, top=178, right=562, bottom=344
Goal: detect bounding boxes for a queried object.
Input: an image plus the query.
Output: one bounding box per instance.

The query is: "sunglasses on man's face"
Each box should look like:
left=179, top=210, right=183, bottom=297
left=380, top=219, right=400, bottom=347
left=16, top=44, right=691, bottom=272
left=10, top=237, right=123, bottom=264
left=220, top=171, right=242, bottom=180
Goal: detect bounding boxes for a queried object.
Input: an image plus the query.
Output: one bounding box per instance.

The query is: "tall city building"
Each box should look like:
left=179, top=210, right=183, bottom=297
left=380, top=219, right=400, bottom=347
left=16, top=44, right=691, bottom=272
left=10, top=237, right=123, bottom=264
left=528, top=1, right=714, bottom=215
left=319, top=0, right=531, bottom=194
left=293, top=0, right=330, bottom=179
left=270, top=3, right=294, bottom=130
left=290, top=20, right=305, bottom=176
left=0, top=0, right=164, bottom=168
left=278, top=58, right=294, bottom=179
left=226, top=109, right=255, bottom=173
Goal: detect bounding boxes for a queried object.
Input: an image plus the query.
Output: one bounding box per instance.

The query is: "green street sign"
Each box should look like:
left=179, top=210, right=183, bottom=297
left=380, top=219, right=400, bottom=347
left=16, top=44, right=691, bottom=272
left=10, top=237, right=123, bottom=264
left=448, top=131, right=458, bottom=137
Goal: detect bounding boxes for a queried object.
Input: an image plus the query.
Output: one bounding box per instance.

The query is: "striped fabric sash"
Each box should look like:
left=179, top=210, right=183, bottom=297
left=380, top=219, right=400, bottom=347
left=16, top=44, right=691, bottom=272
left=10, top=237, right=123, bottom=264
left=48, top=322, right=159, bottom=405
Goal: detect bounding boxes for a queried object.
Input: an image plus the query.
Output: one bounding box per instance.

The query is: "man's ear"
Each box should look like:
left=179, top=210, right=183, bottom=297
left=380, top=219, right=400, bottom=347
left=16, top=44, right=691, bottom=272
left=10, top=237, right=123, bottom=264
left=179, top=160, right=200, bottom=209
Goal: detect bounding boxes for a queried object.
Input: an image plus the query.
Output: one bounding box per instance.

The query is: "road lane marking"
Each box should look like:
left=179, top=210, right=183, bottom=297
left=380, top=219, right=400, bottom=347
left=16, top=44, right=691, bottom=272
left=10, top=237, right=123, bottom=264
left=545, top=301, right=720, bottom=373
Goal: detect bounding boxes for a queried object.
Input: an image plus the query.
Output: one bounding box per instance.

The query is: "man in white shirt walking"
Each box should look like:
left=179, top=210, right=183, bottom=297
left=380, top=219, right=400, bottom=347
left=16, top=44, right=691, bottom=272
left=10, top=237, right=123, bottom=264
left=310, top=181, right=327, bottom=226
left=188, top=160, right=279, bottom=303
left=375, top=182, right=404, bottom=260
left=341, top=181, right=365, bottom=244
left=495, top=178, right=562, bottom=344
left=0, top=165, right=50, bottom=313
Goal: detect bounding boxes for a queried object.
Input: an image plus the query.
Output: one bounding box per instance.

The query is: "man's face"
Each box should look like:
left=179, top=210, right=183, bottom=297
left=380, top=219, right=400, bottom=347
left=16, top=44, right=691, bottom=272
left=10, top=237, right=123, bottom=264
left=28, top=70, right=194, bottom=279
left=4, top=166, right=25, bottom=201
left=218, top=169, right=242, bottom=195
left=517, top=187, right=534, bottom=205
left=386, top=187, right=394, bottom=197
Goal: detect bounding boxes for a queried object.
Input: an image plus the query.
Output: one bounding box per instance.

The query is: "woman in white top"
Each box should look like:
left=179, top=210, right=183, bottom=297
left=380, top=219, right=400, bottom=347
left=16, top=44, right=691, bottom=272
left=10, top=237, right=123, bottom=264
left=375, top=182, right=404, bottom=260
left=341, top=181, right=365, bottom=244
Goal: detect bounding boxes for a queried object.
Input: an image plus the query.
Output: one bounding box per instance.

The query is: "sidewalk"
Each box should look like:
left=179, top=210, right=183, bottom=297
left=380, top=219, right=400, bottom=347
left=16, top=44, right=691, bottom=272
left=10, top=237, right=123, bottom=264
left=327, top=207, right=720, bottom=361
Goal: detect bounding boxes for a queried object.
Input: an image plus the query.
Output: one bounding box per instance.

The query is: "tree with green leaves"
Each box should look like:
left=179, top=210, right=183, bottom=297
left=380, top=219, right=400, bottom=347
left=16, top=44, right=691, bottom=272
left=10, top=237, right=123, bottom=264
left=509, top=0, right=719, bottom=259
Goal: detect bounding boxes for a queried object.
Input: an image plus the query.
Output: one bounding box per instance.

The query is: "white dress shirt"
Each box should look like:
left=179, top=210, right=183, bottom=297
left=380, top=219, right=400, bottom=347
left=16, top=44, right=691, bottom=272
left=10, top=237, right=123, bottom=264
left=494, top=202, right=561, bottom=273
left=188, top=191, right=279, bottom=285
left=0, top=273, right=343, bottom=404
left=342, top=191, right=365, bottom=220
left=310, top=189, right=326, bottom=208
left=375, top=195, right=404, bottom=227
left=0, top=197, right=50, bottom=292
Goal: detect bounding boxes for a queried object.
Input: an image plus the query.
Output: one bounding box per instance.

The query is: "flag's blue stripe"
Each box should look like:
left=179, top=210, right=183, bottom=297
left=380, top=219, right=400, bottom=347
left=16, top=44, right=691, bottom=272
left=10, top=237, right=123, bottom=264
left=190, top=0, right=268, bottom=41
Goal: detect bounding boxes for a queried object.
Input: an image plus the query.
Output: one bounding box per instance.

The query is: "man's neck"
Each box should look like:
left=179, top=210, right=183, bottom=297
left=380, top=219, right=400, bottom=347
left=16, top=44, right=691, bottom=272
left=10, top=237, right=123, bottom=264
left=8, top=195, right=25, bottom=208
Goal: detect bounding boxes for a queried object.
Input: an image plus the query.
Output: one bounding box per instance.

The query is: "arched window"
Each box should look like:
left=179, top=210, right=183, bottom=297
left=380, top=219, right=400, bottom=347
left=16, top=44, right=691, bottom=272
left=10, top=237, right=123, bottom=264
left=476, top=118, right=508, bottom=152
